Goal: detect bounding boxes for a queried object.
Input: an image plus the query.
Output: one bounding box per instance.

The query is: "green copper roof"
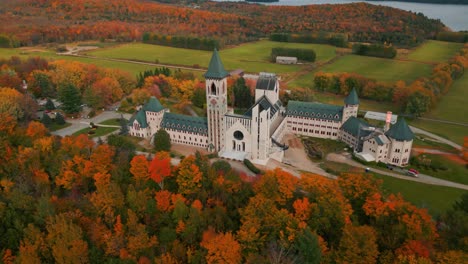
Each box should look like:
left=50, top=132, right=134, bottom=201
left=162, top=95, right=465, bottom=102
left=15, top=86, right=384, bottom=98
left=161, top=113, right=208, bottom=135
left=143, top=96, right=164, bottom=112
left=204, top=49, right=229, bottom=79
left=344, top=88, right=359, bottom=105
left=385, top=118, right=414, bottom=141
left=131, top=109, right=148, bottom=128
left=286, top=101, right=343, bottom=121
left=341, top=117, right=371, bottom=137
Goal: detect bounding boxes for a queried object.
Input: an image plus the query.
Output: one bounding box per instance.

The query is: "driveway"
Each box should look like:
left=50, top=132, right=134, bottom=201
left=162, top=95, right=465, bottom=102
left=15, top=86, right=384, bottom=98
left=410, top=126, right=462, bottom=150
left=327, top=153, right=468, bottom=190
left=51, top=111, right=131, bottom=137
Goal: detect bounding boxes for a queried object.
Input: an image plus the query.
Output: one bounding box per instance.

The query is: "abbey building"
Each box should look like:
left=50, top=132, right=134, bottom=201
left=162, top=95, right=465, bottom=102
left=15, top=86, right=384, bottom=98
left=128, top=50, right=413, bottom=167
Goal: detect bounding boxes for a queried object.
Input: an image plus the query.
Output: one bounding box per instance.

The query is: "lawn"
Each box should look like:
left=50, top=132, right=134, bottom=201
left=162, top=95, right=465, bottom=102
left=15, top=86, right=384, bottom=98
left=407, top=73, right=468, bottom=145
left=406, top=40, right=464, bottom=63
left=88, top=40, right=337, bottom=74
left=0, top=47, right=200, bottom=77
left=411, top=153, right=468, bottom=186
left=311, top=54, right=433, bottom=83
left=48, top=122, right=72, bottom=132
left=322, top=161, right=465, bottom=216
left=99, top=118, right=124, bottom=126
left=73, top=126, right=119, bottom=138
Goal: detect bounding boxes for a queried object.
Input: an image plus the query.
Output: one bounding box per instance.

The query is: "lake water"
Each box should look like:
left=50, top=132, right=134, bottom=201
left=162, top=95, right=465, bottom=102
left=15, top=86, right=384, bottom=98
left=217, top=0, right=468, bottom=31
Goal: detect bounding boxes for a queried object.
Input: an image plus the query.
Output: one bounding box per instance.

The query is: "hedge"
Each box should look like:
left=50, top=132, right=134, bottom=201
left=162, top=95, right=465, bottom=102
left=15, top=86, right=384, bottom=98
left=271, top=47, right=316, bottom=62
left=352, top=43, right=397, bottom=59
left=243, top=159, right=262, bottom=174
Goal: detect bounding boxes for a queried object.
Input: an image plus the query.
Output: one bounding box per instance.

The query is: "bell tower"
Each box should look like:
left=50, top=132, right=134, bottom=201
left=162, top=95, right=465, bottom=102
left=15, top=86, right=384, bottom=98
left=343, top=87, right=359, bottom=123
left=205, top=49, right=229, bottom=152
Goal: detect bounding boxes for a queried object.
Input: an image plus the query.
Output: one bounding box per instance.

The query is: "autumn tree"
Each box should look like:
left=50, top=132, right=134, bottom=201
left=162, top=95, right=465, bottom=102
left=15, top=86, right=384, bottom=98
left=154, top=128, right=171, bottom=152
left=336, top=225, right=379, bottom=264
left=200, top=228, right=241, bottom=264
left=46, top=214, right=89, bottom=264
left=0, top=87, right=24, bottom=120
left=130, top=155, right=150, bottom=186
left=254, top=168, right=298, bottom=205
left=299, top=173, right=353, bottom=247
left=363, top=193, right=437, bottom=253
left=176, top=155, right=203, bottom=196
left=149, top=151, right=172, bottom=190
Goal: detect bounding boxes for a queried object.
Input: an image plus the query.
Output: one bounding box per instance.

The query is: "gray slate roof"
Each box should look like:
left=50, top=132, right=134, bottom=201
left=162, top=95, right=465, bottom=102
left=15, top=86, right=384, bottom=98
left=341, top=117, right=371, bottom=138
left=385, top=118, right=414, bottom=141
left=161, top=112, right=208, bottom=135
left=204, top=49, right=229, bottom=79
left=244, top=96, right=281, bottom=118
left=344, top=88, right=359, bottom=105
left=286, top=101, right=343, bottom=121
left=143, top=96, right=164, bottom=112
left=256, top=73, right=277, bottom=91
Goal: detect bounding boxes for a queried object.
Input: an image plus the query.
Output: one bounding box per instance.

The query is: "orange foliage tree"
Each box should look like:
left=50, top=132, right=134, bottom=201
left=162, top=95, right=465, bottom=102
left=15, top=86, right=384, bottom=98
left=200, top=228, right=241, bottom=264
left=149, top=151, right=172, bottom=190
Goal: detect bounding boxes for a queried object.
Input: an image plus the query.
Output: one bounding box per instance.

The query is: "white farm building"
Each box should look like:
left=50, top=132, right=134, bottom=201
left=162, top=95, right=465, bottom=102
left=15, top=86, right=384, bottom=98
left=129, top=49, right=413, bottom=167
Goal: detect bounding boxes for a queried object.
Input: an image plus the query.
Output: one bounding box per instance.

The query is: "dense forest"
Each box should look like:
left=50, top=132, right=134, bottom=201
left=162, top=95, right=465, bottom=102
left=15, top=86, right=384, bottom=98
left=0, top=116, right=467, bottom=263
left=0, top=0, right=445, bottom=47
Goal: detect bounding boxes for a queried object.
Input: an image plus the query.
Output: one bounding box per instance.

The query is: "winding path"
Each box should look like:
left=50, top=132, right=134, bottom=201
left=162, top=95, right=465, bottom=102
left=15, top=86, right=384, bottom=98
left=327, top=153, right=468, bottom=190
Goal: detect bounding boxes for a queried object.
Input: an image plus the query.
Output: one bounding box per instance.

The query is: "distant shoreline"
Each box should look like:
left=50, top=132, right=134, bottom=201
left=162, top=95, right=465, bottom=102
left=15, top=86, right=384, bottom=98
left=366, top=0, right=467, bottom=5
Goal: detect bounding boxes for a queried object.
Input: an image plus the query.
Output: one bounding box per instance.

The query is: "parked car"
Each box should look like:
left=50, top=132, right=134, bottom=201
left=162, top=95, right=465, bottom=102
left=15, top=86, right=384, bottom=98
left=407, top=168, right=419, bottom=177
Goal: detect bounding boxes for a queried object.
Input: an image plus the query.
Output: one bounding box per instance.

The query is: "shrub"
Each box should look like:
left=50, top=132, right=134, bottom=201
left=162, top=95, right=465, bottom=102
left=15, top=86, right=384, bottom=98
left=352, top=43, right=397, bottom=59
left=243, top=159, right=261, bottom=174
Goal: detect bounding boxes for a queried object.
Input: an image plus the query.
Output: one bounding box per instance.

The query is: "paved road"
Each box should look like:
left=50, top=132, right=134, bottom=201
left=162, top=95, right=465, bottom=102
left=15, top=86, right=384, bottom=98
left=410, top=126, right=462, bottom=150
left=327, top=153, right=468, bottom=190
left=51, top=111, right=131, bottom=137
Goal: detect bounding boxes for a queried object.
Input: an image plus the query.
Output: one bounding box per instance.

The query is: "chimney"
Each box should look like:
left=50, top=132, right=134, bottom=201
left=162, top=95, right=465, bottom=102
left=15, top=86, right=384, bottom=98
left=384, top=111, right=392, bottom=132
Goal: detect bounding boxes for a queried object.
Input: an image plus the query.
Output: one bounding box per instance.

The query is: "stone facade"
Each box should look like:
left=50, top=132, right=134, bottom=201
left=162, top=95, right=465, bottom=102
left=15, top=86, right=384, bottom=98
left=129, top=50, right=413, bottom=167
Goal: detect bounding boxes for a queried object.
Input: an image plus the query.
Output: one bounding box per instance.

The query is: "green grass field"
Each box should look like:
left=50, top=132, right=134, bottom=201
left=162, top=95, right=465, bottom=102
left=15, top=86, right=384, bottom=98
left=406, top=40, right=464, bottom=63
left=322, top=161, right=465, bottom=216
left=0, top=48, right=200, bottom=77
left=88, top=40, right=337, bottom=74
left=409, top=73, right=468, bottom=145
left=373, top=173, right=465, bottom=217
left=73, top=126, right=119, bottom=138
left=314, top=55, right=432, bottom=83
left=412, top=154, right=468, bottom=185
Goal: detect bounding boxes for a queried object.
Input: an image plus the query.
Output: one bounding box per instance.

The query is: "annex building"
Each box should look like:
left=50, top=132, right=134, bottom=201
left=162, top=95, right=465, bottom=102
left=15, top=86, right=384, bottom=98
left=128, top=50, right=414, bottom=167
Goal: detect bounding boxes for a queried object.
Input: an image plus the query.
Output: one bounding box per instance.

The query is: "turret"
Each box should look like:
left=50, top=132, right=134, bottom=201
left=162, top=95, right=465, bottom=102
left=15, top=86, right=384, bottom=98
left=342, top=88, right=359, bottom=123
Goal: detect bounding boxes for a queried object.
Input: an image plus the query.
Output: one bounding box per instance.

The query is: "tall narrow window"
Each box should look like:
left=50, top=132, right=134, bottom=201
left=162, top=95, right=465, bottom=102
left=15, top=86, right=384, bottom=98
left=211, top=83, right=217, bottom=95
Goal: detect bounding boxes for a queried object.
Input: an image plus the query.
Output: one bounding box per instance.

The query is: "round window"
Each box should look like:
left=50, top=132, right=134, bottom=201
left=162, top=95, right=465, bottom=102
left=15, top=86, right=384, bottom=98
left=233, top=130, right=244, bottom=140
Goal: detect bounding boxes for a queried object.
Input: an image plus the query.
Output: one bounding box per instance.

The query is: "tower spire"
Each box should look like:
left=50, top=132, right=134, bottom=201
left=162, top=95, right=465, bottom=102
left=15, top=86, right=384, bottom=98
left=205, top=48, right=229, bottom=79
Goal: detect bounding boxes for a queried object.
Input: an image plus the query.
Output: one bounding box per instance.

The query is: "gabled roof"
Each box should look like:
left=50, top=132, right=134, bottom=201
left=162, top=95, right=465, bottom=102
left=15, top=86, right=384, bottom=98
left=143, top=96, right=164, bottom=112
left=385, top=118, right=414, bottom=141
left=161, top=113, right=208, bottom=135
left=204, top=48, right=229, bottom=79
left=344, top=88, right=359, bottom=105
left=373, top=134, right=390, bottom=146
left=341, top=116, right=371, bottom=137
left=256, top=73, right=277, bottom=91
left=286, top=101, right=343, bottom=121
left=244, top=96, right=281, bottom=118
left=133, top=109, right=148, bottom=128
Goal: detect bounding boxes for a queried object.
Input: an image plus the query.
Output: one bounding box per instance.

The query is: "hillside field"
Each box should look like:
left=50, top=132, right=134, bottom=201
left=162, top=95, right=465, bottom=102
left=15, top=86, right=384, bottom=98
left=88, top=40, right=337, bottom=74
left=406, top=40, right=464, bottom=63
left=410, top=73, right=468, bottom=145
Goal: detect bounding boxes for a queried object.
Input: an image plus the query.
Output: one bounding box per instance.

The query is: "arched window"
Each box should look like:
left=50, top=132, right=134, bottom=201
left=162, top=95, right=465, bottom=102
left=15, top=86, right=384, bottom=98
left=211, top=83, right=217, bottom=95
